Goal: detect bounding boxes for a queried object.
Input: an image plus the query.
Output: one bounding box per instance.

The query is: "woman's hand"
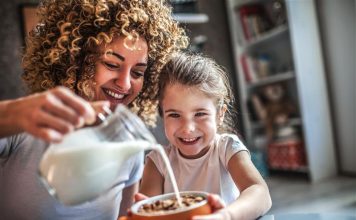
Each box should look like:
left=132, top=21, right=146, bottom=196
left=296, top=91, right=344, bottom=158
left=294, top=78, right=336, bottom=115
left=1, top=86, right=108, bottom=142
left=123, top=193, right=149, bottom=217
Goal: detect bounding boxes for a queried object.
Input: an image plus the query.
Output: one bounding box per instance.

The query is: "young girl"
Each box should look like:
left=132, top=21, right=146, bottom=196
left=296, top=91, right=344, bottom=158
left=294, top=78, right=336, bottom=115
left=139, top=53, right=272, bottom=219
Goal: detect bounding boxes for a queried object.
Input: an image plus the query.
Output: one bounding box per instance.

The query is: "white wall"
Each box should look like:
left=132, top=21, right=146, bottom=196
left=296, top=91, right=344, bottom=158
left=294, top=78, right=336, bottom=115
left=317, top=0, right=356, bottom=174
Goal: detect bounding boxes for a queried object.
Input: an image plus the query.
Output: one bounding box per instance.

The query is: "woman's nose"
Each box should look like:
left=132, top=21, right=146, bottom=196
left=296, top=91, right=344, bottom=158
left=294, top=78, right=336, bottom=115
left=114, top=69, right=131, bottom=92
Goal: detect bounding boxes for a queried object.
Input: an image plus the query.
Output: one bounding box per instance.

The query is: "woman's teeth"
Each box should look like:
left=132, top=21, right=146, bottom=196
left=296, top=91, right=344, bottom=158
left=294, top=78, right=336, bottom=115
left=106, top=90, right=124, bottom=99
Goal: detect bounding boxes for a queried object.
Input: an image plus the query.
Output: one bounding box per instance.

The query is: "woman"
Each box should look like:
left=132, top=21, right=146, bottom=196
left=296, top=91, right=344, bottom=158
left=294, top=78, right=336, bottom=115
left=0, top=0, right=188, bottom=219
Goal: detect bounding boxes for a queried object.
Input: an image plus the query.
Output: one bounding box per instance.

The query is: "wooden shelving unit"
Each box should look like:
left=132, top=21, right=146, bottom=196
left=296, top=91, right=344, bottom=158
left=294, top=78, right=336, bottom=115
left=225, top=0, right=336, bottom=182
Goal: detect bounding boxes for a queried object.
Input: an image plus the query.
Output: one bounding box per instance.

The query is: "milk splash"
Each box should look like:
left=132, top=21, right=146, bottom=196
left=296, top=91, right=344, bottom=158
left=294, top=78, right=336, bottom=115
left=150, top=144, right=183, bottom=206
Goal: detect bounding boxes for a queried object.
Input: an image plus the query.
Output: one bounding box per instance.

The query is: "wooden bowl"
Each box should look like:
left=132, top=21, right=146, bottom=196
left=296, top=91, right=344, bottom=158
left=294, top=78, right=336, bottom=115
left=119, top=191, right=212, bottom=220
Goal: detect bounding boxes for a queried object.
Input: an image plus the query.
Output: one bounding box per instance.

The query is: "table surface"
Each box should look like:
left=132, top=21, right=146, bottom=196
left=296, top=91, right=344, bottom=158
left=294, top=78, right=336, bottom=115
left=258, top=213, right=356, bottom=220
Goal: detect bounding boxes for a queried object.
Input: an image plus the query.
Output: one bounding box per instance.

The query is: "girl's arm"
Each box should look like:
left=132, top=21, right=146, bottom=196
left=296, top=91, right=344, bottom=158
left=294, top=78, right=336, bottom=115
left=223, top=151, right=272, bottom=219
left=139, top=157, right=164, bottom=197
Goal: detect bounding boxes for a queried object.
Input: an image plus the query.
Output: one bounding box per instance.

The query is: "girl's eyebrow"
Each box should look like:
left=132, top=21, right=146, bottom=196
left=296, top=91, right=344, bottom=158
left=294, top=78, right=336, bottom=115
left=165, top=106, right=210, bottom=112
left=164, top=109, right=177, bottom=113
left=195, top=108, right=209, bottom=111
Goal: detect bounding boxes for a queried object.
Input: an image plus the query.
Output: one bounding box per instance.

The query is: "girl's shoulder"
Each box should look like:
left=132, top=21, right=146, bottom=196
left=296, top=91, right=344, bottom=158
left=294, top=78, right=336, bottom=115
left=216, top=133, right=249, bottom=167
left=217, top=133, right=245, bottom=148
left=146, top=144, right=173, bottom=161
left=145, top=144, right=175, bottom=176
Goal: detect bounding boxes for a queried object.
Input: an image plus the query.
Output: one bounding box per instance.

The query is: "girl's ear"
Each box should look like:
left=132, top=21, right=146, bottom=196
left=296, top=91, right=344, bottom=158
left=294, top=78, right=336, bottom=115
left=218, top=104, right=227, bottom=126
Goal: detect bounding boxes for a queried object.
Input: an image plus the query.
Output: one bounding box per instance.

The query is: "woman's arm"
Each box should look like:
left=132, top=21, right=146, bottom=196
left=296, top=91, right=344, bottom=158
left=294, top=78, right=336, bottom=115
left=0, top=87, right=99, bottom=142
left=139, top=157, right=164, bottom=197
left=118, top=182, right=139, bottom=218
left=224, top=151, right=272, bottom=220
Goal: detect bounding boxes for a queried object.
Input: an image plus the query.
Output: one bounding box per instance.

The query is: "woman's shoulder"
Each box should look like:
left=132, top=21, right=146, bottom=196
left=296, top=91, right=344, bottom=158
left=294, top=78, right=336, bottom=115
left=0, top=133, right=47, bottom=158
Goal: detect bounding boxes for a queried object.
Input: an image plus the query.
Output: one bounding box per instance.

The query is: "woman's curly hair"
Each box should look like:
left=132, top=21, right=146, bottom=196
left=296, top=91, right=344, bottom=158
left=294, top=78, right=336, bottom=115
left=22, top=0, right=189, bottom=126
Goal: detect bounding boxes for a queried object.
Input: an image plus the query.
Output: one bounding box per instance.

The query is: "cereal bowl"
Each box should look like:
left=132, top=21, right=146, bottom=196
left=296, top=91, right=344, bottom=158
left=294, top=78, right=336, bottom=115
left=119, top=191, right=212, bottom=220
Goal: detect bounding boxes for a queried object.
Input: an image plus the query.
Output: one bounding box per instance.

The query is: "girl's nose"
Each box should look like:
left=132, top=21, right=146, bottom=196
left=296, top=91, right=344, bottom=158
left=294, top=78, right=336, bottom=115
left=181, top=120, right=196, bottom=134
left=114, top=69, right=131, bottom=92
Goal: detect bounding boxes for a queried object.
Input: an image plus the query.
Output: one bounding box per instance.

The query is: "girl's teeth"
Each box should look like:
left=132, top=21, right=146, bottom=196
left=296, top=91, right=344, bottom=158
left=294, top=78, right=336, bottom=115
left=182, top=137, right=197, bottom=142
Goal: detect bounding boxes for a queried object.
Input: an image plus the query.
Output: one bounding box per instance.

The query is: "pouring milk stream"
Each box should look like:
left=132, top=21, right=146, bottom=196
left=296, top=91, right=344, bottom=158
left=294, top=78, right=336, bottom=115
left=38, top=105, right=182, bottom=206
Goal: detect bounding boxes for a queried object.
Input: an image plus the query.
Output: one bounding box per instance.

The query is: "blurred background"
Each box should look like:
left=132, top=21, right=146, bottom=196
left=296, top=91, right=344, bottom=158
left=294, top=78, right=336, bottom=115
left=0, top=0, right=355, bottom=216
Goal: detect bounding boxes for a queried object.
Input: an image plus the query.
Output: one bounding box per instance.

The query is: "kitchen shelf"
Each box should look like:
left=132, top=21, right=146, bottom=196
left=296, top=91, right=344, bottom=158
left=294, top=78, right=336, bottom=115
left=251, top=117, right=302, bottom=130
left=173, top=13, right=209, bottom=24
left=247, top=71, right=295, bottom=90
left=234, top=0, right=262, bottom=9
left=242, top=25, right=289, bottom=52
left=269, top=166, right=309, bottom=174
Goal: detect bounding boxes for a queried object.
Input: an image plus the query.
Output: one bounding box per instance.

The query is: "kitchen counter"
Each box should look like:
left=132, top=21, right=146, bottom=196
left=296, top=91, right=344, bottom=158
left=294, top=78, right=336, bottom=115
left=259, top=213, right=356, bottom=220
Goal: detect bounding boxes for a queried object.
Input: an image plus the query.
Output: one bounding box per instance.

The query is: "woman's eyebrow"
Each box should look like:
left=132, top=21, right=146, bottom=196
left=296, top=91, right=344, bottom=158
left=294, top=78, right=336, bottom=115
left=136, top=63, right=147, bottom=67
left=106, top=51, right=125, bottom=61
left=105, top=51, right=147, bottom=66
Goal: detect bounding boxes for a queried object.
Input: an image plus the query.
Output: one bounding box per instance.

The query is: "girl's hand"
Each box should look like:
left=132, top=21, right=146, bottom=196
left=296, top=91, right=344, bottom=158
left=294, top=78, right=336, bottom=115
left=206, top=194, right=226, bottom=212
left=6, top=87, right=108, bottom=142
left=192, top=194, right=228, bottom=220
left=134, top=193, right=149, bottom=203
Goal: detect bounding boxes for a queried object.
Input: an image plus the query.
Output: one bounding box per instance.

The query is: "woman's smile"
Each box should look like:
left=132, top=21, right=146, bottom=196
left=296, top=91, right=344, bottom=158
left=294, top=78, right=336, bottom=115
left=102, top=88, right=128, bottom=105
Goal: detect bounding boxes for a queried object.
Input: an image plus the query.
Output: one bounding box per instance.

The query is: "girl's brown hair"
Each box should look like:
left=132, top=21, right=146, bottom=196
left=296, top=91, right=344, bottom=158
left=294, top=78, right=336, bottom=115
left=158, top=52, right=237, bottom=133
left=22, top=0, right=188, bottom=125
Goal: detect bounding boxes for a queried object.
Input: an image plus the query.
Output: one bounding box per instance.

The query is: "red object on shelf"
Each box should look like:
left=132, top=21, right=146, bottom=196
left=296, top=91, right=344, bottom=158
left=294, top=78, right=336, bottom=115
left=238, top=4, right=263, bottom=41
left=240, top=55, right=252, bottom=82
left=268, top=139, right=307, bottom=169
left=239, top=7, right=251, bottom=40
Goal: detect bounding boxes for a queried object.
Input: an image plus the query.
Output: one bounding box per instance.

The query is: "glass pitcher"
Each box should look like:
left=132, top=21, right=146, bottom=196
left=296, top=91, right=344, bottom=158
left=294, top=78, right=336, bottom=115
left=38, top=104, right=156, bottom=206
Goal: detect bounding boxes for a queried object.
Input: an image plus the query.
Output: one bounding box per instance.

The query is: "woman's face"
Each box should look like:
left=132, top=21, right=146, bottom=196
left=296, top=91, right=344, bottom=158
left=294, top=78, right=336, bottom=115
left=94, top=36, right=148, bottom=109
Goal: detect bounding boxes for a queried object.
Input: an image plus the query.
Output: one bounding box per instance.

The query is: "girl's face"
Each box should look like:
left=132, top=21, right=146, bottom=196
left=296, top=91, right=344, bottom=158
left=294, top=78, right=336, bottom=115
left=161, top=83, right=220, bottom=159
left=94, top=36, right=148, bottom=109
